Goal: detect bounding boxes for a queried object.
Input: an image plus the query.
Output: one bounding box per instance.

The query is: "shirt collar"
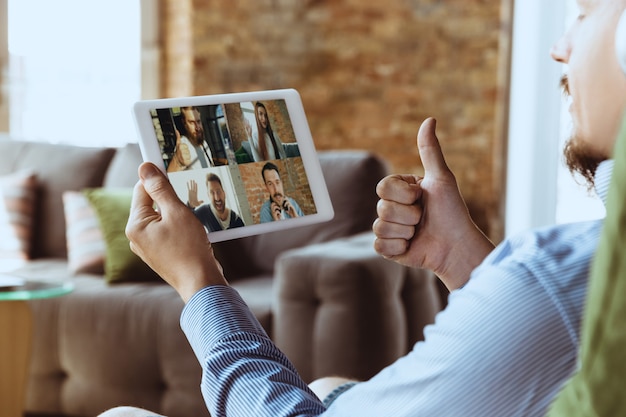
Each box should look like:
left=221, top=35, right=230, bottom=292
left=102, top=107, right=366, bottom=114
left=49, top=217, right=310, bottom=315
left=595, top=160, right=614, bottom=207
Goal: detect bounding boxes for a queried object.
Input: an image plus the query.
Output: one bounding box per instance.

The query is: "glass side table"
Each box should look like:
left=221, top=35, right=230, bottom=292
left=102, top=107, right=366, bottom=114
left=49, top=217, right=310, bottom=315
left=0, top=279, right=74, bottom=417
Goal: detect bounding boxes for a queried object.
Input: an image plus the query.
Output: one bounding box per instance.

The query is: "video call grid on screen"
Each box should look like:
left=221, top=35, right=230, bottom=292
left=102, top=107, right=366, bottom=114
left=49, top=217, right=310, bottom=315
left=134, top=90, right=333, bottom=242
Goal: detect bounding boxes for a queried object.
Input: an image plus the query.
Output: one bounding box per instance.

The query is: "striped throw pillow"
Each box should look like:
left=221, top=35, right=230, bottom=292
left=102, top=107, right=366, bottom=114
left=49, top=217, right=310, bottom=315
left=0, top=171, right=37, bottom=271
left=62, top=191, right=106, bottom=274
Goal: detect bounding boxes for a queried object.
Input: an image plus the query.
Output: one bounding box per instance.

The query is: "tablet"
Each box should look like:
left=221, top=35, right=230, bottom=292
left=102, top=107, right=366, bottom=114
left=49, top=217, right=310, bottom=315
left=133, top=89, right=334, bottom=242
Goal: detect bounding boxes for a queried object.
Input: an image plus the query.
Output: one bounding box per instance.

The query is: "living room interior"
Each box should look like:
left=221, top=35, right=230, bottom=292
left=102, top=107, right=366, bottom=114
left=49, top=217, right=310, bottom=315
left=0, top=0, right=608, bottom=416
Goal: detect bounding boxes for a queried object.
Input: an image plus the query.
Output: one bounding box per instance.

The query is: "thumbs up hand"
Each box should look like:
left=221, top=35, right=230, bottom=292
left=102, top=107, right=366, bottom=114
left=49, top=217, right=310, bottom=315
left=373, top=118, right=494, bottom=290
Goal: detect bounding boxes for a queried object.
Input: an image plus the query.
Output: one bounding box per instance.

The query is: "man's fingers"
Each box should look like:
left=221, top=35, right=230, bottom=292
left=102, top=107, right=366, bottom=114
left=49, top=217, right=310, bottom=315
left=127, top=179, right=160, bottom=247
left=372, top=218, right=416, bottom=240
left=128, top=180, right=155, bottom=223
left=376, top=174, right=422, bottom=204
left=373, top=237, right=409, bottom=258
left=417, top=117, right=450, bottom=178
left=130, top=175, right=152, bottom=210
left=376, top=199, right=422, bottom=225
left=138, top=162, right=183, bottom=213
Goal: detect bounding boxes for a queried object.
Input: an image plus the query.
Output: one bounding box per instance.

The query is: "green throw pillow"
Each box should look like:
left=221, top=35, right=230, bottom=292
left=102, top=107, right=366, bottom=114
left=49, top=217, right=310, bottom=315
left=83, top=188, right=161, bottom=284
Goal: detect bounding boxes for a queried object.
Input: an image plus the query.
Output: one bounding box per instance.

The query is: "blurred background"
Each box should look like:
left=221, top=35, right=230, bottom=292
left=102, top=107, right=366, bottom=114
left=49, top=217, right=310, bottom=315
left=0, top=0, right=605, bottom=244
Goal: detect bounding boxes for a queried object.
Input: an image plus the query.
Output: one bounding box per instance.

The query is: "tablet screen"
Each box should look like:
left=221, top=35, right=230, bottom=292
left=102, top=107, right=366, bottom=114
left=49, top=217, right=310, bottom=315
left=134, top=90, right=333, bottom=242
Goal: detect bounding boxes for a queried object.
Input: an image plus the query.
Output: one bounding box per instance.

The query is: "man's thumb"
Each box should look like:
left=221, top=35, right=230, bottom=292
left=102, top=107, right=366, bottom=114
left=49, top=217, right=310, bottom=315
left=417, top=117, right=449, bottom=177
left=138, top=163, right=181, bottom=209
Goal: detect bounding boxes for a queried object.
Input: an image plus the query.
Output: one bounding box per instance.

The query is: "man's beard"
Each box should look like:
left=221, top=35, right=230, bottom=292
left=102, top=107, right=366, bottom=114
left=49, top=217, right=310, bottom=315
left=214, top=200, right=225, bottom=214
left=560, top=74, right=605, bottom=190
left=563, top=135, right=604, bottom=190
left=189, top=131, right=203, bottom=146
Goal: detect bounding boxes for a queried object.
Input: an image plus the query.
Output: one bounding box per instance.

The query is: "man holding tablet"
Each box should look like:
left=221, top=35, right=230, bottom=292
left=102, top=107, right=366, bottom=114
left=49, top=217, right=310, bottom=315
left=106, top=1, right=626, bottom=414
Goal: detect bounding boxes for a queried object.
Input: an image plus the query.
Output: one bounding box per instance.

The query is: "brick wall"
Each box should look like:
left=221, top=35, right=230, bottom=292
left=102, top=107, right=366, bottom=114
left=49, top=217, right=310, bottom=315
left=160, top=0, right=512, bottom=241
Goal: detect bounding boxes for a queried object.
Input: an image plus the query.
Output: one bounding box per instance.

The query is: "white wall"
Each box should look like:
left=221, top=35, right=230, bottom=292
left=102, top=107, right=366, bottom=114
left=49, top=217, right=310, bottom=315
left=506, top=0, right=607, bottom=237
left=505, top=0, right=566, bottom=237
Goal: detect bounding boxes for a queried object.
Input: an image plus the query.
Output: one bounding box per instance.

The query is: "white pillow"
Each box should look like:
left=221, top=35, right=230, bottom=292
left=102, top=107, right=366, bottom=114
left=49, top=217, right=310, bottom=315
left=0, top=170, right=37, bottom=272
left=62, top=191, right=106, bottom=275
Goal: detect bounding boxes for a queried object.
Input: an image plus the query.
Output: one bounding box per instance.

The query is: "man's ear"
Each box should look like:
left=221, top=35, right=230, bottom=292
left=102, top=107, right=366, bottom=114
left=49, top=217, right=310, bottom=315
left=616, top=9, right=626, bottom=75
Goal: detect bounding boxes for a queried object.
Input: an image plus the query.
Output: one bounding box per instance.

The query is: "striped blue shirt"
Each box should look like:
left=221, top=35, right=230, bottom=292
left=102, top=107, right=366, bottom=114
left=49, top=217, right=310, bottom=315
left=180, top=161, right=613, bottom=417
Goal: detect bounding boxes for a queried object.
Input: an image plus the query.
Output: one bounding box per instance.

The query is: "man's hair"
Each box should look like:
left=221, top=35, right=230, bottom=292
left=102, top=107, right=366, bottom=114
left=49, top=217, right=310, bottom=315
left=180, top=106, right=200, bottom=137
left=206, top=172, right=223, bottom=188
left=180, top=106, right=199, bottom=121
left=261, top=162, right=280, bottom=183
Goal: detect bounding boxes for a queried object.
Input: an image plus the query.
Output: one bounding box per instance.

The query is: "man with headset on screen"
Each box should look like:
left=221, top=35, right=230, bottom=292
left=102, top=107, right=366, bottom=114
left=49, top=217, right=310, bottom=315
left=259, top=162, right=304, bottom=222
left=103, top=0, right=626, bottom=415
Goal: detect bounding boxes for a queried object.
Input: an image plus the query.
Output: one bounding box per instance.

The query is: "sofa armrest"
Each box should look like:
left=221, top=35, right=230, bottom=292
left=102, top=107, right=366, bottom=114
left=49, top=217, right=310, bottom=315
left=272, top=232, right=443, bottom=383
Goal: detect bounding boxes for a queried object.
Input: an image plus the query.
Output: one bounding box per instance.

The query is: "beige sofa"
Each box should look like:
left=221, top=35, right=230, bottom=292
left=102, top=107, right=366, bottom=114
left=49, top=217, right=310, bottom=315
left=0, top=140, right=444, bottom=417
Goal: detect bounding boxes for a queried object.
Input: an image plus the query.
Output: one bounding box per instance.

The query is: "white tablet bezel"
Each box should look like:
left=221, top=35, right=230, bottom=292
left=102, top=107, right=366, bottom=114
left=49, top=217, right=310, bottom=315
left=133, top=89, right=334, bottom=242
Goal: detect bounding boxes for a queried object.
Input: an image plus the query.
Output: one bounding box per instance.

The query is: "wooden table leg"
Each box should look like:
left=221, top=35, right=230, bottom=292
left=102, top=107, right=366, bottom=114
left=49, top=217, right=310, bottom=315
left=0, top=300, right=32, bottom=417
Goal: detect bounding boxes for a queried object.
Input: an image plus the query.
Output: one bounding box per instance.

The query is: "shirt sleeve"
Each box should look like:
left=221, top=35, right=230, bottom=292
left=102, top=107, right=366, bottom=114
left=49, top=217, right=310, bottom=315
left=180, top=286, right=326, bottom=417
left=259, top=201, right=274, bottom=223
left=323, top=260, right=580, bottom=417
left=289, top=197, right=304, bottom=217
left=179, top=222, right=594, bottom=417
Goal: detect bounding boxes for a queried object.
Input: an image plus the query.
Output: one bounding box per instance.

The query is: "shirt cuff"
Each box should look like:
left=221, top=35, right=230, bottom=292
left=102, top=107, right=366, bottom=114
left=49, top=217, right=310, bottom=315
left=180, top=285, right=268, bottom=358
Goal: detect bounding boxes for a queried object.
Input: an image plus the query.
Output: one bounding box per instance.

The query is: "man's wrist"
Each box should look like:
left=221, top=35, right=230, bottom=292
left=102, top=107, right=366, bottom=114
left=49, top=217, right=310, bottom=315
left=440, top=231, right=494, bottom=291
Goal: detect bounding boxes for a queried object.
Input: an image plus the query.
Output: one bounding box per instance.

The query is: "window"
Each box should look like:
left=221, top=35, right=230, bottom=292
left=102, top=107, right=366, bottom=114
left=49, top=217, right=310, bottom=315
left=7, top=0, right=141, bottom=147
left=505, top=0, right=604, bottom=238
